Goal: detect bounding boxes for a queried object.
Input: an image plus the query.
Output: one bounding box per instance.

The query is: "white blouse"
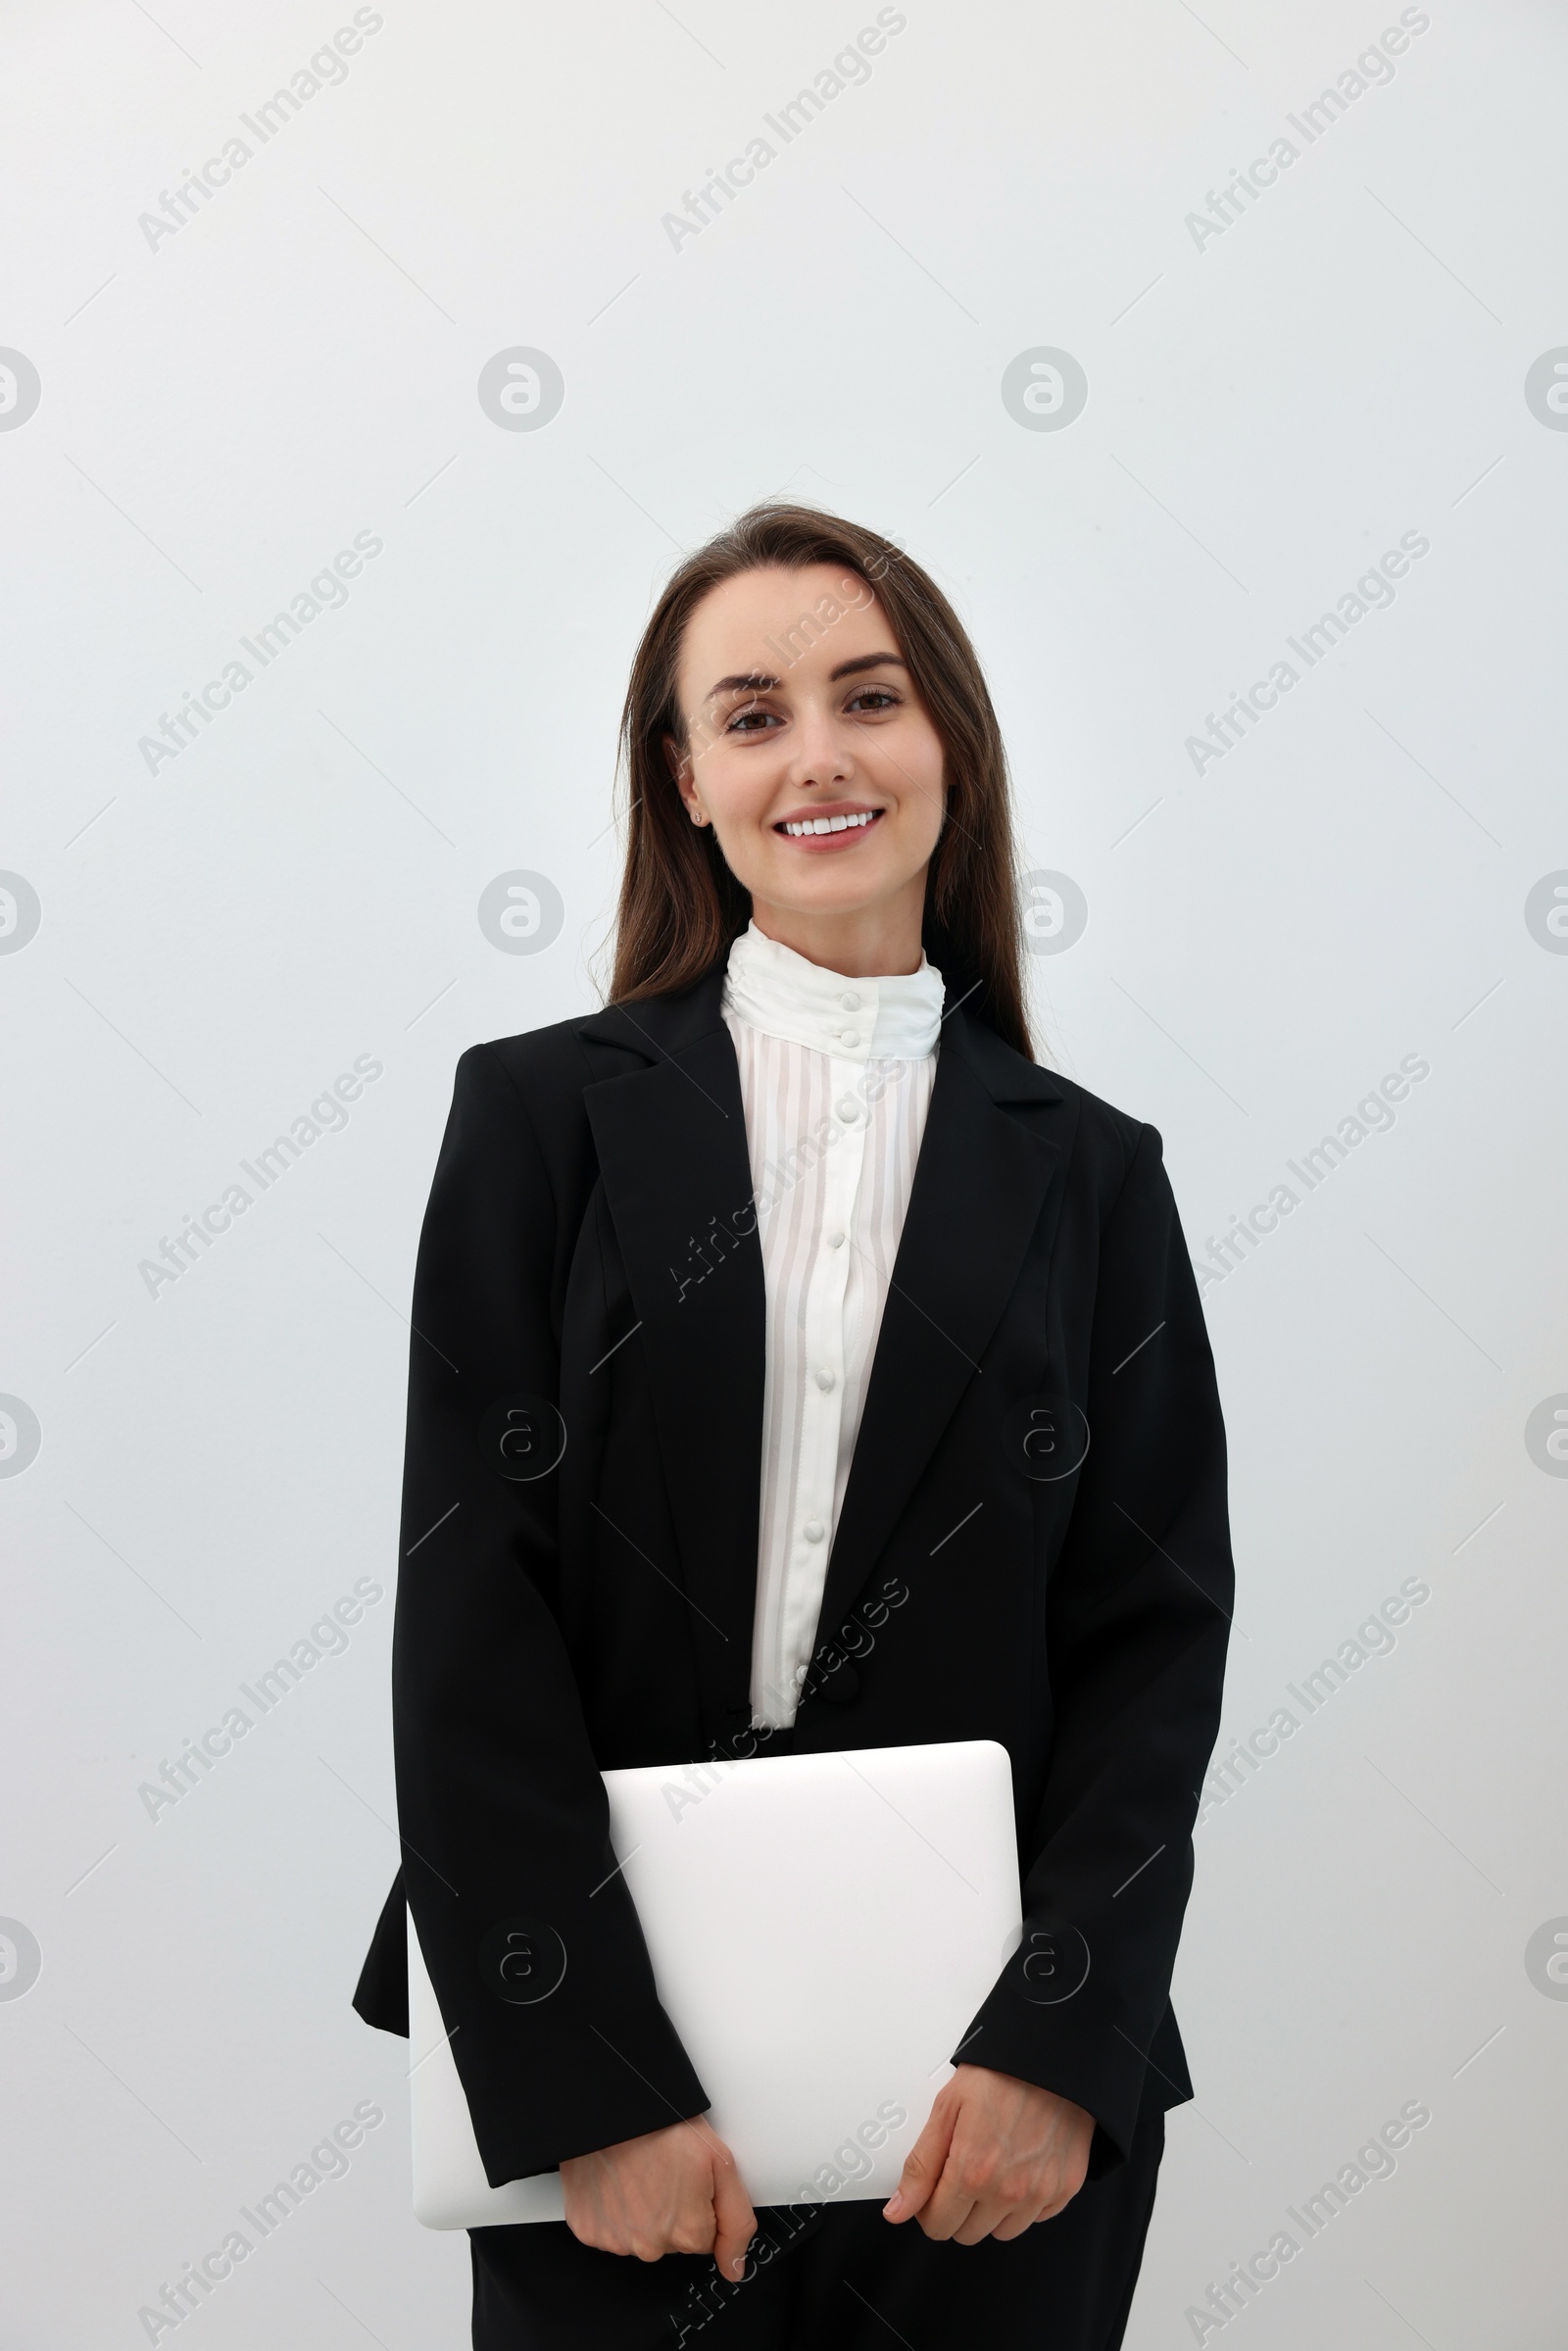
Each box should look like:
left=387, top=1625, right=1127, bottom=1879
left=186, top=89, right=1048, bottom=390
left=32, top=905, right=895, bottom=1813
left=720, top=922, right=945, bottom=1730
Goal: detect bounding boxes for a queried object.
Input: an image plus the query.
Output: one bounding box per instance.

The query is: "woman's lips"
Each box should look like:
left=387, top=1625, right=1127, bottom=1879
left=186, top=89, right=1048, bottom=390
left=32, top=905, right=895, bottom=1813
left=772, top=808, right=885, bottom=853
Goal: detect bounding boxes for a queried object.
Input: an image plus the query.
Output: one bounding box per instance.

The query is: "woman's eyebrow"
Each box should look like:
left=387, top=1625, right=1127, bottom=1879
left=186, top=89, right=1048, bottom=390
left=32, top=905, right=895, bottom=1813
left=829, top=653, right=906, bottom=680
left=703, top=651, right=906, bottom=702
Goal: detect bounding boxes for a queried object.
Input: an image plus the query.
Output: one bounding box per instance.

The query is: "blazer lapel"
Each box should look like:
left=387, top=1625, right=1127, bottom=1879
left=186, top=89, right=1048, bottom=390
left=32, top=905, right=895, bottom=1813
left=812, top=1004, right=1067, bottom=1649
left=578, top=975, right=1069, bottom=1732
left=579, top=977, right=765, bottom=1738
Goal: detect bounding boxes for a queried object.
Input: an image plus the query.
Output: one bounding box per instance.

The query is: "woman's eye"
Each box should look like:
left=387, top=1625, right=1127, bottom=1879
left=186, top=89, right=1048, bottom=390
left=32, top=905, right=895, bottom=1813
left=847, top=688, right=899, bottom=713
left=728, top=707, right=779, bottom=733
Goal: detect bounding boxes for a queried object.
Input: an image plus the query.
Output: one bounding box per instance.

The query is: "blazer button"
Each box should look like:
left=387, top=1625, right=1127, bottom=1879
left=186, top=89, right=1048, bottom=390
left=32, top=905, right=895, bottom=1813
left=817, top=1662, right=860, bottom=1704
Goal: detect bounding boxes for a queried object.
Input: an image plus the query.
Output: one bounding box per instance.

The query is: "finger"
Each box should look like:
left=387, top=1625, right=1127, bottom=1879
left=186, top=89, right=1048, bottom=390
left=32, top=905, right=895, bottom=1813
left=911, top=2122, right=990, bottom=2242
left=710, top=2156, right=757, bottom=2280
left=1034, top=2167, right=1087, bottom=2226
left=915, top=2180, right=979, bottom=2242
left=884, top=2094, right=957, bottom=2222
left=953, top=2189, right=1022, bottom=2247
left=989, top=2204, right=1044, bottom=2242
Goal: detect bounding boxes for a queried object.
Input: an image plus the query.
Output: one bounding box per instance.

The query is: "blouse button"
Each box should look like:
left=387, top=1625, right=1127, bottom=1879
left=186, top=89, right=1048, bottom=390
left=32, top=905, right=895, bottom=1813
left=838, top=1030, right=860, bottom=1049
left=826, top=1230, right=846, bottom=1249
left=815, top=1368, right=836, bottom=1393
left=840, top=992, right=860, bottom=1011
left=803, top=1519, right=825, bottom=1543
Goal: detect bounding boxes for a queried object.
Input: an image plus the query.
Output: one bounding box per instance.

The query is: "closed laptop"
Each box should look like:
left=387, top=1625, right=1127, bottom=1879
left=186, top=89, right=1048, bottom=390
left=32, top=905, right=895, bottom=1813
left=409, top=1739, right=1022, bottom=2229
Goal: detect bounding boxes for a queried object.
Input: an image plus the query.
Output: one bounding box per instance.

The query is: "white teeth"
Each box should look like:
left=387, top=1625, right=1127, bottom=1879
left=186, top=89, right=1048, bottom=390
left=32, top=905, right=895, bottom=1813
left=781, top=810, right=876, bottom=837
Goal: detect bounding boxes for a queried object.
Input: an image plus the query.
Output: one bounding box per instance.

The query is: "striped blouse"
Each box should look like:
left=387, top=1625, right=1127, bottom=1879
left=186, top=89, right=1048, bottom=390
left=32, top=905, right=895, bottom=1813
left=720, top=921, right=945, bottom=1730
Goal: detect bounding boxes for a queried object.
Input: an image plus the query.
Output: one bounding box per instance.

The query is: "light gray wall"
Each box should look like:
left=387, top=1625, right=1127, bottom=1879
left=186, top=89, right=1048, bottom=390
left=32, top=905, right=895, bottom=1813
left=2, top=0, right=1564, bottom=2342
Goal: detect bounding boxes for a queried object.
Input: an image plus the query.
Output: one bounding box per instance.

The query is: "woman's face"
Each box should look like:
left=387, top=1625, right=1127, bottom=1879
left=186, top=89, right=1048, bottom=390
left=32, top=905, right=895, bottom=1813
left=667, top=563, right=947, bottom=955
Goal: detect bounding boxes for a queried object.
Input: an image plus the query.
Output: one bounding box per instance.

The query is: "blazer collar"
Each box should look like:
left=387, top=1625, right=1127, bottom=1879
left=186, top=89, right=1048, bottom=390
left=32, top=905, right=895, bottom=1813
left=578, top=965, right=1065, bottom=1107
left=577, top=968, right=1067, bottom=1740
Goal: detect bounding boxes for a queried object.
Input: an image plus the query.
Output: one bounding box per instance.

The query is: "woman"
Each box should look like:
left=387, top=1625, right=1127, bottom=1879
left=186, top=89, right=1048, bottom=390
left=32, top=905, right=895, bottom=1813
left=354, top=504, right=1234, bottom=2348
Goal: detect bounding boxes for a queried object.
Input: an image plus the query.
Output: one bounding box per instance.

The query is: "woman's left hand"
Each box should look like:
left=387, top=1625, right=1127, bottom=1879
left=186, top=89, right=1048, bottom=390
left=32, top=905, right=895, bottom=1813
left=882, top=2065, right=1095, bottom=2243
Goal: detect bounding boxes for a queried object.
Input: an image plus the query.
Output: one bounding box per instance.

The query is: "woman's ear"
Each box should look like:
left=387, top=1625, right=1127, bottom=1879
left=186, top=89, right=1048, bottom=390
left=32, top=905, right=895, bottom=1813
left=665, top=732, right=708, bottom=826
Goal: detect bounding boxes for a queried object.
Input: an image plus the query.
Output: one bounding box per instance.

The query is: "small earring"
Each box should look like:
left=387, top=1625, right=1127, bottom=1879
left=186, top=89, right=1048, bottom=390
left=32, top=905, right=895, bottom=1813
left=691, top=809, right=708, bottom=826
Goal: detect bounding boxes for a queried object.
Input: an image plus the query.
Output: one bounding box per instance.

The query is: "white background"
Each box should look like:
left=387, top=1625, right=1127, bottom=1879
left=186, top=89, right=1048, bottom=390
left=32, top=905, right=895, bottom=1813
left=2, top=0, right=1565, bottom=2343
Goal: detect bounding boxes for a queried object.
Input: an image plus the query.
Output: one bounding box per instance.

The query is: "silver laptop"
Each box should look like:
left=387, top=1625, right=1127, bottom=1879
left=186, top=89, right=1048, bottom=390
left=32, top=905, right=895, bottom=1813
left=409, top=1739, right=1022, bottom=2228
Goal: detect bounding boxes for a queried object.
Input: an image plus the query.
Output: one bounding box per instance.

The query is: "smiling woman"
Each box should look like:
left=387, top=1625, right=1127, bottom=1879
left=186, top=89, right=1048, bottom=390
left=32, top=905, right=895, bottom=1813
left=356, top=500, right=1233, bottom=2351
left=669, top=561, right=948, bottom=978
left=612, top=505, right=1030, bottom=1050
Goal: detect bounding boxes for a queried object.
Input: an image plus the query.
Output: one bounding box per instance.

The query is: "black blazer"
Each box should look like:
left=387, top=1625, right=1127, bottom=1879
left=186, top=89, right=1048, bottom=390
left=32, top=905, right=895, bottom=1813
left=353, top=966, right=1233, bottom=2189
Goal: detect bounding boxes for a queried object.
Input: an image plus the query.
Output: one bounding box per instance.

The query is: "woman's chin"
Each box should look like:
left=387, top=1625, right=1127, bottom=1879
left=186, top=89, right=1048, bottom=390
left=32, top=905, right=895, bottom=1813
left=757, top=879, right=896, bottom=924
left=753, top=850, right=912, bottom=907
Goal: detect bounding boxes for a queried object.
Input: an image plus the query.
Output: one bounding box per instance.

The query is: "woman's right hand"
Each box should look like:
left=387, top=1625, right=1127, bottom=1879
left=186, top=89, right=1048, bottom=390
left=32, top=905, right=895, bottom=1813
left=561, top=2119, right=757, bottom=2276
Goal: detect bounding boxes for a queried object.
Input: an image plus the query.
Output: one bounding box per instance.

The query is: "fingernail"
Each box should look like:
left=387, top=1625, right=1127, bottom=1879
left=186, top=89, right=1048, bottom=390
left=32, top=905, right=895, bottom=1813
left=883, top=2192, right=906, bottom=2220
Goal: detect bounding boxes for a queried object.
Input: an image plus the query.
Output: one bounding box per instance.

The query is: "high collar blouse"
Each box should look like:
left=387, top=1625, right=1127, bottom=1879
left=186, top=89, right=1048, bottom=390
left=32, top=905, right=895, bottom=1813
left=719, top=922, right=945, bottom=1729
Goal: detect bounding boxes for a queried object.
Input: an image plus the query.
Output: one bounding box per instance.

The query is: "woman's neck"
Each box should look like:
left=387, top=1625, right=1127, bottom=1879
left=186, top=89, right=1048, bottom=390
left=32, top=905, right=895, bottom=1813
left=748, top=883, right=926, bottom=979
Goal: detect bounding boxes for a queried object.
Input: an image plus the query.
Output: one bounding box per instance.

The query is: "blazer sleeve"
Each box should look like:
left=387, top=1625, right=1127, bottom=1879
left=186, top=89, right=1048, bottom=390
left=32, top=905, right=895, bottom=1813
left=955, top=1120, right=1233, bottom=2170
left=391, top=1044, right=709, bottom=2185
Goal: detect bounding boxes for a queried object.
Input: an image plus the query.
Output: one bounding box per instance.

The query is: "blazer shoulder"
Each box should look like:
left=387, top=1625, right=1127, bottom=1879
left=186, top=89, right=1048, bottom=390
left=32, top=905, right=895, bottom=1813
left=463, top=970, right=722, bottom=1122
left=1040, top=1065, right=1148, bottom=1151
left=960, top=1016, right=1152, bottom=1209
left=454, top=1011, right=607, bottom=1130
left=465, top=1015, right=602, bottom=1095
left=1033, top=1061, right=1160, bottom=1205
left=963, top=1012, right=1141, bottom=1148
left=447, top=974, right=726, bottom=1174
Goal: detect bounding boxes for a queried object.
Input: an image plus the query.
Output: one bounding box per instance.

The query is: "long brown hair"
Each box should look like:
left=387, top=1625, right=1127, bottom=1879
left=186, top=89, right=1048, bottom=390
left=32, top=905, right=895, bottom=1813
left=607, top=502, right=1032, bottom=1059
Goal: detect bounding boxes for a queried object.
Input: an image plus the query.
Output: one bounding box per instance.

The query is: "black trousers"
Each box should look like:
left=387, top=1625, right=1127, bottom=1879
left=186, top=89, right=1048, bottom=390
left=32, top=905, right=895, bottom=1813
left=470, top=2111, right=1162, bottom=2350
